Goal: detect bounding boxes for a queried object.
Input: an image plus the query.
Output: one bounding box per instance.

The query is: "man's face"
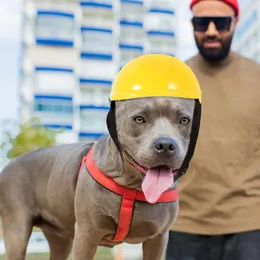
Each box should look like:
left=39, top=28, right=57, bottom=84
left=191, top=1, right=238, bottom=62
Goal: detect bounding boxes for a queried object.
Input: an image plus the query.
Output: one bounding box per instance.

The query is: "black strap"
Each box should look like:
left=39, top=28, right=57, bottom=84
left=106, top=101, right=121, bottom=153
left=175, top=99, right=201, bottom=181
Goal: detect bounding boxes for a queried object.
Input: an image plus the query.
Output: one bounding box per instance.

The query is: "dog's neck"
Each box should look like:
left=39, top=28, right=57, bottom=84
left=91, top=134, right=144, bottom=190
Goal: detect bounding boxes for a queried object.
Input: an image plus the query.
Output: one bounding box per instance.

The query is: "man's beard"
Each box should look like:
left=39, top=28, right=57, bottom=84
left=195, top=34, right=233, bottom=62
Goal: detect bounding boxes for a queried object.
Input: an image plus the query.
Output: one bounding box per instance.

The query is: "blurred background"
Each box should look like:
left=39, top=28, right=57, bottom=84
left=0, top=0, right=258, bottom=259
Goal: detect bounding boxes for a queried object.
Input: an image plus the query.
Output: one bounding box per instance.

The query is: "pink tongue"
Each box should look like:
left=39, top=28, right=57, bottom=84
left=141, top=166, right=174, bottom=204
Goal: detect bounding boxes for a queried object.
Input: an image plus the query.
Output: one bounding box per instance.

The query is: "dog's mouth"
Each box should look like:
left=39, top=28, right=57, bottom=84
left=125, top=152, right=179, bottom=204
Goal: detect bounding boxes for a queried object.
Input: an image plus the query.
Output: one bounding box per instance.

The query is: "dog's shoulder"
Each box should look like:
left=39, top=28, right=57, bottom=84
left=0, top=142, right=94, bottom=179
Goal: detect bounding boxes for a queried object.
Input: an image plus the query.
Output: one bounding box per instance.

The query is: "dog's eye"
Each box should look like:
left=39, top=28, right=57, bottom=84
left=134, top=116, right=146, bottom=124
left=180, top=117, right=190, bottom=125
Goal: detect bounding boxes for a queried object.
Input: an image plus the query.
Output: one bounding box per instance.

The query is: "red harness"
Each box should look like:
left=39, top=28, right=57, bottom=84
left=79, top=147, right=178, bottom=242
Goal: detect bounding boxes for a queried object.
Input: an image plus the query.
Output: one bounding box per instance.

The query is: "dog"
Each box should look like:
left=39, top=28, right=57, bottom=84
left=0, top=55, right=201, bottom=260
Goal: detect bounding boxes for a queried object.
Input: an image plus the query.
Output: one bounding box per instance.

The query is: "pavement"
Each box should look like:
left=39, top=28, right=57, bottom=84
left=0, top=231, right=143, bottom=259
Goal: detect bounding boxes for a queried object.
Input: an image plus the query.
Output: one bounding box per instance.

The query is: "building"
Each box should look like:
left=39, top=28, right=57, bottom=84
left=175, top=0, right=198, bottom=61
left=20, top=0, right=179, bottom=144
left=233, top=0, right=260, bottom=62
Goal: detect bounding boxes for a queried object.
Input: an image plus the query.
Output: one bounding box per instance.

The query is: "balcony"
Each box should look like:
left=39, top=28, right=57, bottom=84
left=119, top=43, right=144, bottom=68
left=34, top=10, right=76, bottom=47
left=79, top=79, right=111, bottom=107
left=145, top=8, right=176, bottom=34
left=149, top=0, right=176, bottom=12
left=24, top=0, right=77, bottom=7
left=146, top=31, right=176, bottom=56
left=119, top=20, right=145, bottom=47
left=79, top=52, right=117, bottom=81
left=79, top=105, right=109, bottom=135
left=120, top=0, right=144, bottom=24
left=32, top=94, right=74, bottom=129
left=80, top=1, right=114, bottom=29
left=81, top=26, right=114, bottom=56
left=33, top=67, right=76, bottom=95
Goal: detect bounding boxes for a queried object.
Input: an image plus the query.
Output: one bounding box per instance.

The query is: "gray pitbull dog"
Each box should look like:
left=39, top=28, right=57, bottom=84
left=0, top=97, right=195, bottom=260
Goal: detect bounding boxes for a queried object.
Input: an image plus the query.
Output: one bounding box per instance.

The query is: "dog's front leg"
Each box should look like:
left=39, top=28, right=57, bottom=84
left=142, top=231, right=169, bottom=260
left=73, top=223, right=102, bottom=260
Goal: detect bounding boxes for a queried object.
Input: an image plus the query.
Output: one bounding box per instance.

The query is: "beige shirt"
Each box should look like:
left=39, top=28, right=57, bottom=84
left=171, top=52, right=260, bottom=235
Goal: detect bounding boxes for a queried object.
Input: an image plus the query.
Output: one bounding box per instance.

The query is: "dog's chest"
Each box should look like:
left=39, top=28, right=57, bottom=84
left=101, top=194, right=178, bottom=244
left=124, top=201, right=178, bottom=242
left=80, top=171, right=178, bottom=244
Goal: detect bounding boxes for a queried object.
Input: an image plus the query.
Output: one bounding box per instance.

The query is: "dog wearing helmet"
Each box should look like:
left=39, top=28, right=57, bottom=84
left=0, top=54, right=202, bottom=260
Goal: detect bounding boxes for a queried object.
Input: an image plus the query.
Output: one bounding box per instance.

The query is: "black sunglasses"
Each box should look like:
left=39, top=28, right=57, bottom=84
left=192, top=16, right=234, bottom=32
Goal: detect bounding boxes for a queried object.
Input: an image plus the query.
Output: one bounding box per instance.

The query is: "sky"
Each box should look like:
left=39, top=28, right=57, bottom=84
left=0, top=0, right=21, bottom=123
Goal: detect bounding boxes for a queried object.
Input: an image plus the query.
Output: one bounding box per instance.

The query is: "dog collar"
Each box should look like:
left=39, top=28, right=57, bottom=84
left=79, top=147, right=178, bottom=242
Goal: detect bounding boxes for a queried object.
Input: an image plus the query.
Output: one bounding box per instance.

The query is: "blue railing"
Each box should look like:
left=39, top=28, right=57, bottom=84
left=34, top=95, right=73, bottom=101
left=79, top=105, right=110, bottom=110
left=81, top=27, right=112, bottom=34
left=148, top=8, right=174, bottom=15
left=121, top=0, right=143, bottom=5
left=147, top=31, right=175, bottom=37
left=80, top=1, right=112, bottom=9
left=79, top=78, right=112, bottom=85
left=119, top=43, right=144, bottom=51
left=36, top=39, right=74, bottom=47
left=37, top=10, right=74, bottom=19
left=120, top=20, right=143, bottom=27
left=43, top=124, right=73, bottom=130
left=80, top=52, right=113, bottom=60
left=79, top=132, right=105, bottom=138
left=35, top=67, right=74, bottom=73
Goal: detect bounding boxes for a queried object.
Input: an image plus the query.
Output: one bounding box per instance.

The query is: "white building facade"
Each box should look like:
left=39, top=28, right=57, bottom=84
left=20, top=0, right=179, bottom=144
left=233, top=0, right=260, bottom=62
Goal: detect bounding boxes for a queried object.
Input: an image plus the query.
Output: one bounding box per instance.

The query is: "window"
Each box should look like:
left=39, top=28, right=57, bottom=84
left=149, top=0, right=176, bottom=11
left=119, top=21, right=145, bottom=46
left=147, top=31, right=176, bottom=54
left=81, top=2, right=114, bottom=29
left=34, top=68, right=76, bottom=95
left=236, top=9, right=257, bottom=40
left=145, top=9, right=176, bottom=33
left=79, top=59, right=117, bottom=80
left=80, top=80, right=111, bottom=107
left=34, top=103, right=73, bottom=113
left=33, top=96, right=73, bottom=114
left=35, top=11, right=75, bottom=42
left=119, top=45, right=143, bottom=68
left=120, top=0, right=144, bottom=23
left=80, top=106, right=109, bottom=133
left=81, top=27, right=114, bottom=54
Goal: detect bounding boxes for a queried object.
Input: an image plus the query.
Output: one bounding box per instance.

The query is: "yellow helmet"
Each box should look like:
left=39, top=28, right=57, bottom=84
left=110, top=54, right=202, bottom=103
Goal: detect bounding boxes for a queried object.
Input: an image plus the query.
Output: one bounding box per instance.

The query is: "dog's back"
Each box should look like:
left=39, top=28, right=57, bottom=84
left=0, top=142, right=93, bottom=221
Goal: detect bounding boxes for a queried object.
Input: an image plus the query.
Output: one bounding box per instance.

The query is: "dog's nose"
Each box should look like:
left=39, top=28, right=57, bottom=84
left=153, top=137, right=176, bottom=156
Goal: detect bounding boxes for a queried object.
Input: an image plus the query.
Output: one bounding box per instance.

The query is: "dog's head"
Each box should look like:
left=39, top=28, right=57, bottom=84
left=113, top=97, right=196, bottom=203
left=106, top=54, right=201, bottom=203
left=116, top=97, right=194, bottom=172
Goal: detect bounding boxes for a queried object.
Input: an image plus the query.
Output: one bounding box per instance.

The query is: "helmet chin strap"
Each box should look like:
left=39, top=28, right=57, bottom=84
left=106, top=99, right=202, bottom=182
left=106, top=101, right=122, bottom=155
left=175, top=99, right=201, bottom=181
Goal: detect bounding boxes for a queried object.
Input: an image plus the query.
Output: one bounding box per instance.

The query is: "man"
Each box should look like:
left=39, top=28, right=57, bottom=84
left=166, top=0, right=260, bottom=259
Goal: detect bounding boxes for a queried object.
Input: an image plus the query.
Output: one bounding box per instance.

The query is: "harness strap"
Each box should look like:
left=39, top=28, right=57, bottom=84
left=78, top=147, right=178, bottom=242
left=112, top=189, right=136, bottom=241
